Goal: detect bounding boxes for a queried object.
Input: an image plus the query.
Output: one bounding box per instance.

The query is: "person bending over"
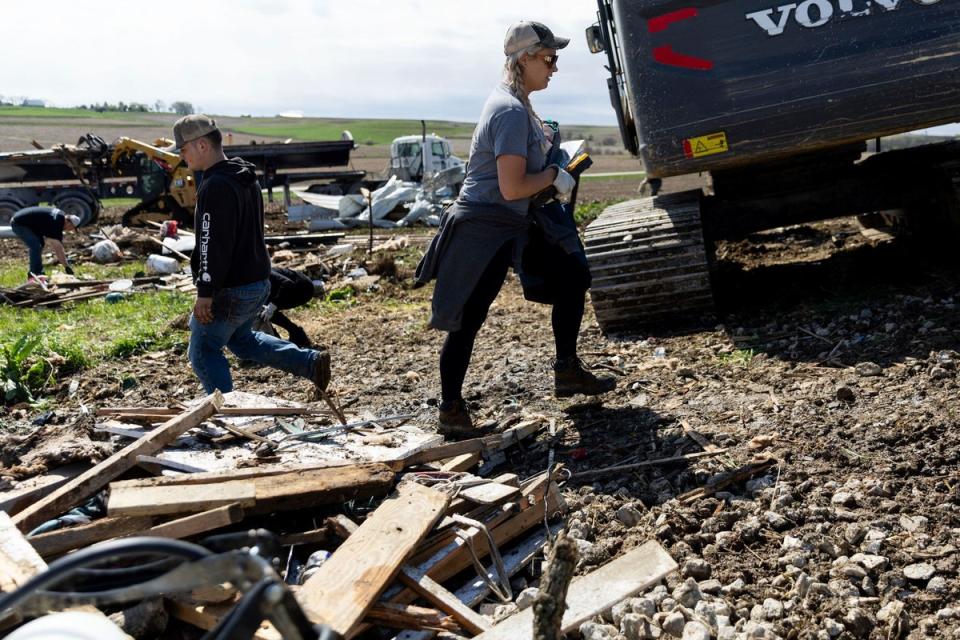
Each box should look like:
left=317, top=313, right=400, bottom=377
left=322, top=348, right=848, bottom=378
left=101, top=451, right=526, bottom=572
left=254, top=267, right=318, bottom=349
left=10, top=207, right=80, bottom=281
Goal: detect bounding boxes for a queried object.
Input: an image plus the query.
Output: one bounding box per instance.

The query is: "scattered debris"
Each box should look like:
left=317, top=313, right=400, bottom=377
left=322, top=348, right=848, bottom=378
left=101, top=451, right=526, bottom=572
left=3, top=389, right=664, bottom=638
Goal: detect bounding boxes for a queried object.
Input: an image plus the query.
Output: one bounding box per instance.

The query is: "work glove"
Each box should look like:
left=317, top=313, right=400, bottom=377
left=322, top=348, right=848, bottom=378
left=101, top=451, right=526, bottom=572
left=552, top=166, right=576, bottom=203
left=64, top=264, right=75, bottom=276
left=259, top=302, right=277, bottom=322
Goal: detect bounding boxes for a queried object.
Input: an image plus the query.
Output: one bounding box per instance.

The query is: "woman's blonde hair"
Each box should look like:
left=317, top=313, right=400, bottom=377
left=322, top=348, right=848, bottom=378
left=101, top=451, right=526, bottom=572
left=503, top=45, right=543, bottom=124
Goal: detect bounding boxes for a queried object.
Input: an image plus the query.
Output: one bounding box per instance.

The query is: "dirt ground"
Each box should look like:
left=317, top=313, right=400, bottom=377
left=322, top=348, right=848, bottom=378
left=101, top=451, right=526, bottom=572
left=2, top=192, right=959, bottom=638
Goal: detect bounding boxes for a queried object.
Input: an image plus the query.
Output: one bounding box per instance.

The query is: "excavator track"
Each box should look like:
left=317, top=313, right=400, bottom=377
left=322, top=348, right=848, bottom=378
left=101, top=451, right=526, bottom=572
left=584, top=190, right=714, bottom=334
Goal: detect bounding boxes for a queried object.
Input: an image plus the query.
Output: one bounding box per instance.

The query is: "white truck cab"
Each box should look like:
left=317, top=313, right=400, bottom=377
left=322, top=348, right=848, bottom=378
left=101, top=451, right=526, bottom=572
left=389, top=134, right=464, bottom=182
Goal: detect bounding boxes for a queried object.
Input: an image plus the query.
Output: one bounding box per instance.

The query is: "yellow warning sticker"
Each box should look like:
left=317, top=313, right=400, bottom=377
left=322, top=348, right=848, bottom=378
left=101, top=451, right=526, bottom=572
left=683, top=131, right=728, bottom=158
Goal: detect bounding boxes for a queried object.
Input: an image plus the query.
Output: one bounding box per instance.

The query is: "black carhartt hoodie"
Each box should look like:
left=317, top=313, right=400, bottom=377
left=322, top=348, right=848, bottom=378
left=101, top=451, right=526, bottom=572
left=191, top=158, right=271, bottom=298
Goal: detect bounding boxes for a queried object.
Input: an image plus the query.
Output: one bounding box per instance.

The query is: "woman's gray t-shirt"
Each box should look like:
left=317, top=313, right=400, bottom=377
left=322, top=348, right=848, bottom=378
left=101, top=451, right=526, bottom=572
left=458, top=84, right=546, bottom=216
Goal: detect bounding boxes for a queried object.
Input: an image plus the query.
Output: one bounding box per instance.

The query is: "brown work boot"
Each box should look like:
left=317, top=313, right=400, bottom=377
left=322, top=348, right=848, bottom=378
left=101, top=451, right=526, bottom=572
left=312, top=349, right=331, bottom=391
left=554, top=356, right=616, bottom=397
left=438, top=399, right=476, bottom=439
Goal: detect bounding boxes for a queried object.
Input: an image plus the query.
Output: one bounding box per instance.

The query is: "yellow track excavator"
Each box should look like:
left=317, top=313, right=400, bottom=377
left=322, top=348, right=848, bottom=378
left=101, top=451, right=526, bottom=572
left=110, top=137, right=197, bottom=226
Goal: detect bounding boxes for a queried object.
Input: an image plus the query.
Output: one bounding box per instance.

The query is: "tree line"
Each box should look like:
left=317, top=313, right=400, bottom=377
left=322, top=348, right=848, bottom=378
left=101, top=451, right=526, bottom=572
left=76, top=100, right=195, bottom=115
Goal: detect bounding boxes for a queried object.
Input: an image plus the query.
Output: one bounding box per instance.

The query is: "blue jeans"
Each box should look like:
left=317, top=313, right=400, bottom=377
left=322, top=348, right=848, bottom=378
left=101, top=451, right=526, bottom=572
left=11, top=222, right=44, bottom=277
left=188, top=279, right=320, bottom=393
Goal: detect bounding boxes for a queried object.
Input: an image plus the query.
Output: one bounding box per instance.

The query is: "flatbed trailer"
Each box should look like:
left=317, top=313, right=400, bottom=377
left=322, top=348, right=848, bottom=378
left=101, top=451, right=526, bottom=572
left=0, top=136, right=365, bottom=226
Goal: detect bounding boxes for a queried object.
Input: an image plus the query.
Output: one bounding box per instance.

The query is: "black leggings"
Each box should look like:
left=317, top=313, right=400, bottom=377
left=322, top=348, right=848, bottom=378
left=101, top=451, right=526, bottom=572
left=439, top=242, right=585, bottom=403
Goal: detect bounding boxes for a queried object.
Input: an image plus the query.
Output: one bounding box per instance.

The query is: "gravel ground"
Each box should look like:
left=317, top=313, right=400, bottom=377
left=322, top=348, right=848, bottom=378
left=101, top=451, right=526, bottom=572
left=2, top=210, right=958, bottom=639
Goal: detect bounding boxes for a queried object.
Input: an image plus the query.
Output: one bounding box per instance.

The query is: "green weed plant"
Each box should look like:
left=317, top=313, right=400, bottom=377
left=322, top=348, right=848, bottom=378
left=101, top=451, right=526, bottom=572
left=717, top=348, right=756, bottom=366
left=0, top=262, right=192, bottom=404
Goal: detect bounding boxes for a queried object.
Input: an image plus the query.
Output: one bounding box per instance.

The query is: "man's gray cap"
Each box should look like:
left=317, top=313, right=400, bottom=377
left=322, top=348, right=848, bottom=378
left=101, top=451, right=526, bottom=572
left=66, top=214, right=81, bottom=228
left=504, top=21, right=570, bottom=56
left=173, top=114, right=219, bottom=149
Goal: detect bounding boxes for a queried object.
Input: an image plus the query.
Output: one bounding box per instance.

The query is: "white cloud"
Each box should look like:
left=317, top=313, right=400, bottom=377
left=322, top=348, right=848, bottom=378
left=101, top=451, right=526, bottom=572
left=2, top=0, right=615, bottom=124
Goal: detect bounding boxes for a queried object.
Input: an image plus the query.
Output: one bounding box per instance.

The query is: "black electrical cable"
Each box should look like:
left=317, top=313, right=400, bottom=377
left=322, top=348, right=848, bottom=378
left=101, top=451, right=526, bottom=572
left=59, top=556, right=184, bottom=593
left=0, top=537, right=211, bottom=614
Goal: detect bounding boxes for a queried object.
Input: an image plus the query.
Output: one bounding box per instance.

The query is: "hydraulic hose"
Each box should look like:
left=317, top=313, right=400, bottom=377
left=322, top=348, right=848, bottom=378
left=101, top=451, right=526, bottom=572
left=0, top=537, right=211, bottom=614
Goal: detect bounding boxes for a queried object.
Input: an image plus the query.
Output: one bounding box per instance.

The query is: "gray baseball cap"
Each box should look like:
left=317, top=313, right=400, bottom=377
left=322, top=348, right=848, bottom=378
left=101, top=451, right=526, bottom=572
left=173, top=114, right=219, bottom=149
left=504, top=21, right=570, bottom=56
left=66, top=214, right=81, bottom=228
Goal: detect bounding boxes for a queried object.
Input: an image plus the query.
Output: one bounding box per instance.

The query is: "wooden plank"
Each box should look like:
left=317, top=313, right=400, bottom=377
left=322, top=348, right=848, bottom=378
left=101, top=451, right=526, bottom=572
left=326, top=514, right=359, bottom=539
left=472, top=541, right=677, bottom=640
left=0, top=463, right=90, bottom=516
left=401, top=440, right=490, bottom=468
left=398, top=569, right=492, bottom=635
left=365, top=603, right=460, bottom=633
left=167, top=598, right=280, bottom=640
left=420, top=470, right=553, bottom=560
left=0, top=510, right=46, bottom=628
left=0, top=512, right=47, bottom=591
left=97, top=405, right=330, bottom=417
left=458, top=482, right=520, bottom=506
left=400, top=420, right=543, bottom=469
left=52, top=276, right=163, bottom=290
left=108, top=482, right=256, bottom=517
left=250, top=465, right=395, bottom=514
left=13, top=391, right=223, bottom=532
left=108, top=461, right=378, bottom=489
left=279, top=527, right=330, bottom=547
left=297, top=482, right=450, bottom=637
left=147, top=503, right=244, bottom=539
left=397, top=527, right=559, bottom=640
left=27, top=516, right=153, bottom=559
left=439, top=452, right=480, bottom=472
left=356, top=482, right=564, bottom=640
left=416, top=485, right=562, bottom=586
left=492, top=473, right=520, bottom=487
left=108, top=464, right=395, bottom=517
left=328, top=512, right=491, bottom=635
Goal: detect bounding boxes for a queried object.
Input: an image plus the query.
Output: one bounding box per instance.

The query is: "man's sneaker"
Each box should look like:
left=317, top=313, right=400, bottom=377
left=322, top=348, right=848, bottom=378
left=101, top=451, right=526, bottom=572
left=438, top=399, right=476, bottom=438
left=312, top=349, right=332, bottom=391
left=554, top=357, right=616, bottom=397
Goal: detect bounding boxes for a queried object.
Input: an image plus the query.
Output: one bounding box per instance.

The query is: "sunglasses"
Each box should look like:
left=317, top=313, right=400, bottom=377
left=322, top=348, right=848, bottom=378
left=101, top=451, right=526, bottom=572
left=537, top=53, right=559, bottom=67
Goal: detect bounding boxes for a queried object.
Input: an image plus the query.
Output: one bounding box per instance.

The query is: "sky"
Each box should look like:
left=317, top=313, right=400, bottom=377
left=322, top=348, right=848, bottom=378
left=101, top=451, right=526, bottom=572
left=1, top=0, right=615, bottom=125
left=2, top=1, right=957, bottom=135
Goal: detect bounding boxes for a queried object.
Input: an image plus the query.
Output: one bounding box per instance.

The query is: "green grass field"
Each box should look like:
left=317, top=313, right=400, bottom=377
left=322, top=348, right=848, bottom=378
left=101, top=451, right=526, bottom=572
left=0, top=106, right=158, bottom=121
left=0, top=261, right=191, bottom=404
left=230, top=118, right=477, bottom=145
left=581, top=171, right=645, bottom=182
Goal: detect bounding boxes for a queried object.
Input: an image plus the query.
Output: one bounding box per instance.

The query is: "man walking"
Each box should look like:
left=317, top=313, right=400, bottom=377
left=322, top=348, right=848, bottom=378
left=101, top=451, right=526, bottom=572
left=174, top=114, right=331, bottom=393
left=10, top=206, right=80, bottom=281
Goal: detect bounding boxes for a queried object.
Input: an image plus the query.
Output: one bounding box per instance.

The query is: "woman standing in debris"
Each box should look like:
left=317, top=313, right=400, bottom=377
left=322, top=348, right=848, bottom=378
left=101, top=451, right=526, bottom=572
left=416, top=21, right=615, bottom=437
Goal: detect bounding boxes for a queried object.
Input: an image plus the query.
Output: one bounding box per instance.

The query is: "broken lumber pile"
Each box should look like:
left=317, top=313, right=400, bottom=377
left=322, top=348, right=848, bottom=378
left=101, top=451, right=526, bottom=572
left=0, top=395, right=683, bottom=638
left=0, top=275, right=185, bottom=308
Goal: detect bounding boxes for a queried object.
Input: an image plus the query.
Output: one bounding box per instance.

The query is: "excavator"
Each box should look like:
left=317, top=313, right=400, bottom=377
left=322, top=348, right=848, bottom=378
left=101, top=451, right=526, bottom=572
left=109, top=137, right=197, bottom=226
